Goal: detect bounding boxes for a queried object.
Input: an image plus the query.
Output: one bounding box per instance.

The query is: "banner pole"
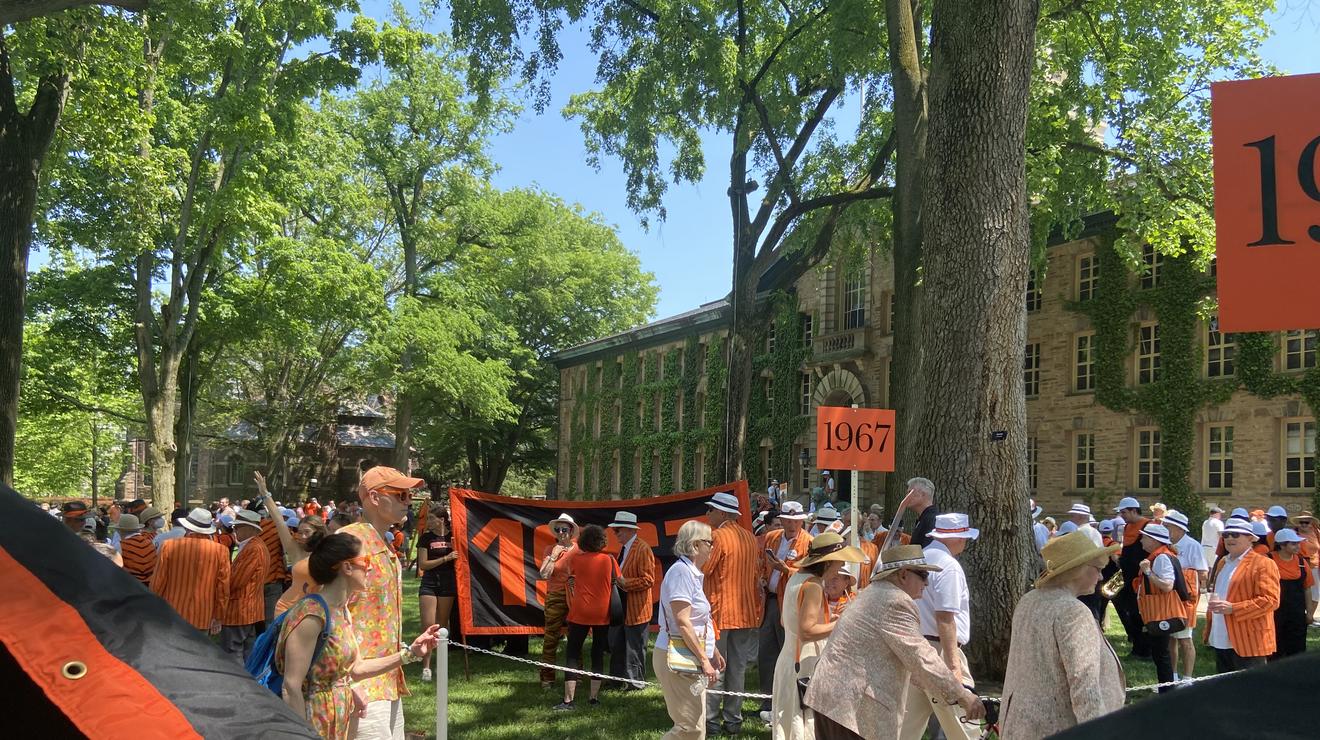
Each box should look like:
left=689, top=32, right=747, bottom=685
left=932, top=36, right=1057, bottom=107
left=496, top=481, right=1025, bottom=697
left=436, top=627, right=449, bottom=740
left=850, top=404, right=860, bottom=546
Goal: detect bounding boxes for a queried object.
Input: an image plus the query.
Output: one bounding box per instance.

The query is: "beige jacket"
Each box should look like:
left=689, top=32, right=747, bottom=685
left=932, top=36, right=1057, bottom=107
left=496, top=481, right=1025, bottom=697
left=803, top=580, right=965, bottom=739
left=1000, top=586, right=1126, bottom=740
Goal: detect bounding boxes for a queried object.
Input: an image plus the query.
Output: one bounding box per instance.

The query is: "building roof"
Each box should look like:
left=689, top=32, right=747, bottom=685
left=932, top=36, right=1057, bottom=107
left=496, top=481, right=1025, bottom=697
left=336, top=424, right=397, bottom=449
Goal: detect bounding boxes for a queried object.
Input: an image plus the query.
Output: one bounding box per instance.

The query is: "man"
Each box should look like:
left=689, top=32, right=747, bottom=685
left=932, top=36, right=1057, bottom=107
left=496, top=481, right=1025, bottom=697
left=1135, top=523, right=1185, bottom=691
left=608, top=511, right=656, bottom=691
left=151, top=508, right=230, bottom=634
left=758, top=499, right=812, bottom=722
left=1113, top=496, right=1151, bottom=659
left=767, top=479, right=781, bottom=506
left=115, top=514, right=157, bottom=586
left=806, top=544, right=983, bottom=740
left=154, top=506, right=187, bottom=549
left=901, top=513, right=982, bottom=740
left=217, top=497, right=236, bottom=520
left=810, top=503, right=841, bottom=536
left=1163, top=510, right=1208, bottom=681
left=253, top=471, right=290, bottom=625
left=1206, top=519, right=1281, bottom=673
left=1066, top=504, right=1103, bottom=547
left=1201, top=504, right=1225, bottom=569
left=821, top=470, right=836, bottom=502
left=1031, top=500, right=1050, bottom=552
left=342, top=465, right=425, bottom=740
left=60, top=501, right=90, bottom=534
left=702, top=491, right=762, bottom=736
left=219, top=510, right=270, bottom=662
left=1265, top=505, right=1289, bottom=549
left=898, top=477, right=938, bottom=547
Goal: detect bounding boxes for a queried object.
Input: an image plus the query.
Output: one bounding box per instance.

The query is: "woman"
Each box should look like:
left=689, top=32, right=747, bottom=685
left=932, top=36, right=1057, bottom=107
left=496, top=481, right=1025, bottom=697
left=277, top=534, right=441, bottom=739
left=654, top=520, right=725, bottom=739
left=1297, top=513, right=1320, bottom=624
left=771, top=531, right=866, bottom=740
left=555, top=524, right=620, bottom=710
left=327, top=511, right=355, bottom=533
left=274, top=516, right=330, bottom=614
left=538, top=513, right=579, bottom=689
left=1000, top=531, right=1125, bottom=740
left=825, top=561, right=857, bottom=619
left=1268, top=528, right=1314, bottom=660
left=417, top=506, right=458, bottom=682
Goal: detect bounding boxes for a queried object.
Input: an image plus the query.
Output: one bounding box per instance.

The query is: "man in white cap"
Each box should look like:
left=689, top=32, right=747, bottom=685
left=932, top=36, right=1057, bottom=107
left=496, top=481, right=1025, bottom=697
left=900, top=513, right=982, bottom=740
left=703, top=491, right=761, bottom=736
left=1201, top=504, right=1225, bottom=569
left=1206, top=519, right=1280, bottom=672
left=219, top=510, right=270, bottom=662
left=1113, top=496, right=1151, bottom=659
left=1162, top=511, right=1208, bottom=681
left=1265, top=505, right=1290, bottom=548
left=767, top=478, right=781, bottom=506
left=821, top=470, right=836, bottom=501
left=758, top=499, right=812, bottom=723
left=608, top=511, right=655, bottom=690
left=151, top=508, right=231, bottom=635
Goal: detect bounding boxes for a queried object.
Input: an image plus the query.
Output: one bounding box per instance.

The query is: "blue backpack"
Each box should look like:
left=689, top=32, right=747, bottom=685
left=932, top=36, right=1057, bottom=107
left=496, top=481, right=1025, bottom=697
left=246, top=594, right=332, bottom=696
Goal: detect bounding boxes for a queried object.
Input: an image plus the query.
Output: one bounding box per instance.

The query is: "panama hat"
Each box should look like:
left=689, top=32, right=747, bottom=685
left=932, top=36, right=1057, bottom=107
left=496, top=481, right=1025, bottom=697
left=233, top=509, right=263, bottom=530
left=813, top=504, right=841, bottom=523
left=139, top=506, right=164, bottom=524
left=795, top=532, right=867, bottom=568
left=609, top=511, right=639, bottom=529
left=1031, top=505, right=1044, bottom=519
left=1067, top=503, right=1092, bottom=517
left=871, top=544, right=943, bottom=582
left=706, top=491, right=741, bottom=515
left=929, top=513, right=979, bottom=540
left=111, top=514, right=142, bottom=533
left=550, top=513, right=579, bottom=535
left=778, top=500, right=808, bottom=520
left=1297, top=511, right=1317, bottom=523
left=1163, top=510, right=1191, bottom=533
left=1140, top=523, right=1172, bottom=545
left=179, top=508, right=217, bottom=535
left=1222, top=520, right=1256, bottom=539
left=1035, top=531, right=1120, bottom=587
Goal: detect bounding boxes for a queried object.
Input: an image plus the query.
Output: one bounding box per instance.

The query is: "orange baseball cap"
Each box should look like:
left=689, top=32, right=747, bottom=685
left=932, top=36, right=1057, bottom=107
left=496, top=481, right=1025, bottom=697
left=357, top=466, right=425, bottom=498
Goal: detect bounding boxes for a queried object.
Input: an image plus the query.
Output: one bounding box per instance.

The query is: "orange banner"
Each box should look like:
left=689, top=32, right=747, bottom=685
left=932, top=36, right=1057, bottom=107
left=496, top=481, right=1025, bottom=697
left=815, top=406, right=896, bottom=472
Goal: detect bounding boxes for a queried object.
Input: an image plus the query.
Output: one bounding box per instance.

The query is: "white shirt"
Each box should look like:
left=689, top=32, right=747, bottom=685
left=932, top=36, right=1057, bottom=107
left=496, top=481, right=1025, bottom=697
left=1201, top=516, right=1225, bottom=549
left=1173, top=533, right=1209, bottom=573
left=656, top=556, right=715, bottom=658
left=769, top=535, right=795, bottom=592
left=917, top=540, right=971, bottom=645
left=1149, top=551, right=1175, bottom=582
left=1079, top=522, right=1104, bottom=548
left=1209, top=552, right=1244, bottom=649
left=1033, top=522, right=1050, bottom=552
left=154, top=526, right=185, bottom=549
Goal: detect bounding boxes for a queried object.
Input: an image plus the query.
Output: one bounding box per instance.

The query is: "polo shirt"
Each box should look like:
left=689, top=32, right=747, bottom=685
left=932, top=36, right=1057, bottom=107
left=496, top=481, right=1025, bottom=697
left=917, top=540, right=971, bottom=645
left=1173, top=533, right=1209, bottom=573
left=656, top=556, right=715, bottom=658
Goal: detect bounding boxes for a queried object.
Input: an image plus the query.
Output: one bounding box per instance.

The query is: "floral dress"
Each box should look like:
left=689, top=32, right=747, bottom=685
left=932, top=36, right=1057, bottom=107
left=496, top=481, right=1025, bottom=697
left=276, top=598, right=358, bottom=740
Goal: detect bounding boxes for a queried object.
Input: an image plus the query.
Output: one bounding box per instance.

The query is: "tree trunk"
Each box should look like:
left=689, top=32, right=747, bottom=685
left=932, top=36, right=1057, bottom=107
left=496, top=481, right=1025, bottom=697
left=173, top=341, right=199, bottom=505
left=884, top=0, right=929, bottom=515
left=913, top=0, right=1039, bottom=681
left=722, top=144, right=756, bottom=484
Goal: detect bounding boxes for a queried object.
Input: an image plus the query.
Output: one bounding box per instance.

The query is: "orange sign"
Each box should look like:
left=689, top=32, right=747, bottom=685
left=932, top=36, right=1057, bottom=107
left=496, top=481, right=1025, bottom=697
left=816, top=406, right=896, bottom=472
left=1212, top=73, right=1320, bottom=332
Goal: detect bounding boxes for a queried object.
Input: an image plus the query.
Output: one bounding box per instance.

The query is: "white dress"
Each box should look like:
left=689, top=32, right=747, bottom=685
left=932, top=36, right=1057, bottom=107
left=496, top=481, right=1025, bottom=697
left=771, top=571, right=827, bottom=740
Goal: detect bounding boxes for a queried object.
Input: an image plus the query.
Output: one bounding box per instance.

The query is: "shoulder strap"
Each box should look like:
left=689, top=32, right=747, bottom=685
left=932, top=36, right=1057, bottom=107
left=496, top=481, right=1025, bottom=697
left=793, top=578, right=831, bottom=668
left=303, top=594, right=333, bottom=669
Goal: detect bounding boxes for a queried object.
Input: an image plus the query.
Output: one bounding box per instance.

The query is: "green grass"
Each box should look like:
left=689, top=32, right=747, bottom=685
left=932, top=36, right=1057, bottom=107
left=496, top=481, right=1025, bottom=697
left=396, top=575, right=1320, bottom=738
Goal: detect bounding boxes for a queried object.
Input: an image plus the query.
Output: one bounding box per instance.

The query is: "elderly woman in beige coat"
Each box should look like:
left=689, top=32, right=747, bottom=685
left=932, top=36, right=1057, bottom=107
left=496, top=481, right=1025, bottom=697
left=1000, top=531, right=1126, bottom=740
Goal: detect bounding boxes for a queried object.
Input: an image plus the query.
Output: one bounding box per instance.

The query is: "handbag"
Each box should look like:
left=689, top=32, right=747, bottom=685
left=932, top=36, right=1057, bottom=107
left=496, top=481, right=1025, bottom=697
left=660, top=603, right=707, bottom=675
left=608, top=583, right=626, bottom=626
left=1144, top=617, right=1186, bottom=636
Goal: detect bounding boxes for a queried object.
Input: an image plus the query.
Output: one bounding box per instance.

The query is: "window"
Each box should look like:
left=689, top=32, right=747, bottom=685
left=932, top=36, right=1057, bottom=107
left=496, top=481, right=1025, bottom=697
left=1077, top=254, right=1098, bottom=301
left=764, top=377, right=774, bottom=404
left=1027, top=436, right=1038, bottom=492
left=1074, top=433, right=1095, bottom=490
left=226, top=455, right=243, bottom=486
left=694, top=450, right=705, bottom=488
left=696, top=391, right=706, bottom=428
left=1075, top=333, right=1096, bottom=392
left=1137, top=323, right=1161, bottom=384
left=801, top=313, right=813, bottom=348
left=766, top=322, right=776, bottom=353
left=1206, top=318, right=1235, bottom=378
left=800, top=373, right=813, bottom=416
left=1284, top=330, right=1318, bottom=371
left=1140, top=244, right=1162, bottom=289
left=612, top=451, right=621, bottom=495
left=1023, top=342, right=1041, bottom=398
left=1283, top=419, right=1316, bottom=491
left=800, top=452, right=812, bottom=492
left=698, top=346, right=706, bottom=376
left=1206, top=424, right=1234, bottom=490
left=843, top=272, right=866, bottom=329
left=1025, top=273, right=1042, bottom=313
left=1136, top=428, right=1161, bottom=490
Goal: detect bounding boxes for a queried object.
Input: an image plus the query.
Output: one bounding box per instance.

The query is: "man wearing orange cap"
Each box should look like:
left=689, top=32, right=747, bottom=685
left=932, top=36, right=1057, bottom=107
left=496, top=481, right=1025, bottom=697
left=342, top=465, right=425, bottom=740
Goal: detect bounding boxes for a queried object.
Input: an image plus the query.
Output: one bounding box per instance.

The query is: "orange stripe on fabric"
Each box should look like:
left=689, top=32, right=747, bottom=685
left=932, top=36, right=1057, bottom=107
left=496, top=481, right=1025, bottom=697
left=0, top=547, right=202, bottom=739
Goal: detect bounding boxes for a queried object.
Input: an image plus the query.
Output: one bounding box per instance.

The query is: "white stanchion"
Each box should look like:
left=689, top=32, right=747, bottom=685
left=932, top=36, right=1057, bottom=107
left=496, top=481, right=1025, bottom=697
left=436, top=628, right=449, bottom=740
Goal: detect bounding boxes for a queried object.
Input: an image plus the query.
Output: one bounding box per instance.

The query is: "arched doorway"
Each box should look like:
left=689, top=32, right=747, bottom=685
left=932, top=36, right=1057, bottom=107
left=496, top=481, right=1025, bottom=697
left=810, top=368, right=868, bottom=508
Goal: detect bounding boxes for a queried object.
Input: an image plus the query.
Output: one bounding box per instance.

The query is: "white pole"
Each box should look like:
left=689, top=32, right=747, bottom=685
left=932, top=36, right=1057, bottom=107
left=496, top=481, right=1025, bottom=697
left=850, top=404, right=860, bottom=546
left=436, top=627, right=449, bottom=740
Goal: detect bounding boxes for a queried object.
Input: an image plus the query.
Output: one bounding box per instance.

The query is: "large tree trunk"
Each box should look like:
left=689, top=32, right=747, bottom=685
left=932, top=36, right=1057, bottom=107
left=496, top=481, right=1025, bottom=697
left=884, top=0, right=929, bottom=515
left=913, top=0, right=1039, bottom=681
left=173, top=341, right=199, bottom=505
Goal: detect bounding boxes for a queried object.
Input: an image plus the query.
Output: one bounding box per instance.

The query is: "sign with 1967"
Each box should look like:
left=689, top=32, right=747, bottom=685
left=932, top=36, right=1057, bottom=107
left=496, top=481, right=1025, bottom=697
left=815, top=406, right=896, bottom=472
left=1212, top=73, right=1320, bottom=332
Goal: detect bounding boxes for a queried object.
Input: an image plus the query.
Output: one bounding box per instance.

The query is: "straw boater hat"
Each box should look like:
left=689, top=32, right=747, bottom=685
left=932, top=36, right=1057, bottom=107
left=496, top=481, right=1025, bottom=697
left=1035, top=530, right=1120, bottom=587
left=795, top=532, right=867, bottom=568
left=608, top=511, right=639, bottom=530
left=1298, top=511, right=1317, bottom=524
left=706, top=491, right=741, bottom=515
left=1140, top=523, right=1172, bottom=545
left=871, top=544, right=943, bottom=582
left=179, top=508, right=217, bottom=535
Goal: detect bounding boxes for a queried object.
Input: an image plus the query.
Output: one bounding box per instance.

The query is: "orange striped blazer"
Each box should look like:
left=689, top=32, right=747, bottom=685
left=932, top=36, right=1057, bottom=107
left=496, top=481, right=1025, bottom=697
left=702, top=519, right=764, bottom=630
left=1202, top=549, right=1280, bottom=657
left=120, top=532, right=158, bottom=585
left=763, top=528, right=814, bottom=602
left=151, top=534, right=231, bottom=630
left=221, top=538, right=270, bottom=626
left=619, top=535, right=657, bottom=626
left=259, top=517, right=288, bottom=584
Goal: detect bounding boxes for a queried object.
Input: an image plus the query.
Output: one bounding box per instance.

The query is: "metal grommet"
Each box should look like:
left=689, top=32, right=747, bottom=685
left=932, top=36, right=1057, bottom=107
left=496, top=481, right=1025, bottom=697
left=61, top=661, right=88, bottom=680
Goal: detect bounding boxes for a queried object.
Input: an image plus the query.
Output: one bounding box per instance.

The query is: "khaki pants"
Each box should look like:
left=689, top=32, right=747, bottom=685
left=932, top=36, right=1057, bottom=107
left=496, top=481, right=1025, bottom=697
left=540, top=590, right=569, bottom=684
left=653, top=647, right=707, bottom=739
left=898, top=647, right=982, bottom=740
left=355, top=699, right=403, bottom=740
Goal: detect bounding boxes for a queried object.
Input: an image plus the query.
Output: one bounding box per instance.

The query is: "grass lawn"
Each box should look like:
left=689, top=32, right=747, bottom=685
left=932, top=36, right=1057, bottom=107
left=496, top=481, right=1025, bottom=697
left=396, top=573, right=1318, bottom=739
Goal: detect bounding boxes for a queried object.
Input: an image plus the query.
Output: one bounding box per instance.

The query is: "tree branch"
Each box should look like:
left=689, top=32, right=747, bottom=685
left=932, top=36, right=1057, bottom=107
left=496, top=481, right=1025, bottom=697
left=741, top=81, right=799, bottom=207
left=0, top=0, right=147, bottom=26
left=1041, top=0, right=1088, bottom=22
left=1056, top=139, right=1211, bottom=213
left=749, top=86, right=842, bottom=235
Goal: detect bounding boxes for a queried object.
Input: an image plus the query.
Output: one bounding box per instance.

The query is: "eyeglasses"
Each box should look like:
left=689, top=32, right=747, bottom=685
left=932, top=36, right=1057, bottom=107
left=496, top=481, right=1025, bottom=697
left=911, top=570, right=929, bottom=582
left=553, top=527, right=571, bottom=535
left=373, top=488, right=411, bottom=504
left=696, top=539, right=714, bottom=547
left=341, top=555, right=373, bottom=572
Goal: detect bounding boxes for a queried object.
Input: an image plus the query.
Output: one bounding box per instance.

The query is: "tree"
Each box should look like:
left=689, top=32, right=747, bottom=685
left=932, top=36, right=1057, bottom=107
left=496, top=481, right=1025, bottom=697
left=0, top=0, right=145, bottom=26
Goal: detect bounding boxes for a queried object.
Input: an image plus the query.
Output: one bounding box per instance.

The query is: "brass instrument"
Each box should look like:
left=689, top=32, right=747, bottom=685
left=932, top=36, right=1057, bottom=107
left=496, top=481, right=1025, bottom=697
left=1100, top=571, right=1125, bottom=599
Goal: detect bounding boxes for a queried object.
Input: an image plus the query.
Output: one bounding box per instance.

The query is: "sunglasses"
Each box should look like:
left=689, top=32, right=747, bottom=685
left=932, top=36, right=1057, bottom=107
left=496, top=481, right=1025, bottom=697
left=911, top=570, right=930, bottom=582
left=341, top=555, right=373, bottom=572
left=373, top=488, right=411, bottom=504
left=553, top=527, right=572, bottom=535
left=1222, top=532, right=1248, bottom=540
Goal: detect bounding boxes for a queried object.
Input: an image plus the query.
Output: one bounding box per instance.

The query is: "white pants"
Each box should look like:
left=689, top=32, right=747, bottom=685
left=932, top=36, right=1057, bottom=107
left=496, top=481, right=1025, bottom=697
left=898, top=647, right=982, bottom=740
left=355, top=699, right=404, bottom=740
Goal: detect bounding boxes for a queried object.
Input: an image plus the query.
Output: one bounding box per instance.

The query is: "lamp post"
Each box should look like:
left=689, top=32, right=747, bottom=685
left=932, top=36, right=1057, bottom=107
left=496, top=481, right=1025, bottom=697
left=724, top=179, right=759, bottom=482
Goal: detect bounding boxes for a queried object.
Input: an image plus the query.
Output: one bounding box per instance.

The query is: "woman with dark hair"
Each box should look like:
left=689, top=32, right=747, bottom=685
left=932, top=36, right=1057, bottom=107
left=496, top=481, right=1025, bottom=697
left=1268, top=528, right=1314, bottom=660
left=274, top=515, right=330, bottom=615
left=277, top=533, right=441, bottom=739
left=416, top=505, right=458, bottom=682
left=327, top=511, right=355, bottom=534
left=555, top=523, right=621, bottom=711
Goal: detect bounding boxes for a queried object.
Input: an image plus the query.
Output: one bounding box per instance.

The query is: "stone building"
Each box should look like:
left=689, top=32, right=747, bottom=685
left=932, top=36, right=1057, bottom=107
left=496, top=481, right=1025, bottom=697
left=553, top=213, right=1319, bottom=518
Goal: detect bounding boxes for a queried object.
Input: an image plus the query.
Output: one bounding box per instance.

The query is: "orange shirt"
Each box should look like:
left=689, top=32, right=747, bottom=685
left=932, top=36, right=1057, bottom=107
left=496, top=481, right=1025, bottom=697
left=341, top=522, right=407, bottom=702
left=566, top=551, right=621, bottom=626
left=702, top=519, right=763, bottom=630
left=222, top=537, right=270, bottom=626
left=543, top=543, right=577, bottom=594
left=276, top=558, right=320, bottom=615
left=259, top=517, right=288, bottom=584
left=391, top=530, right=404, bottom=554
left=120, top=532, right=158, bottom=585
left=1270, top=552, right=1316, bottom=587
left=1122, top=517, right=1150, bottom=547
left=151, top=533, right=231, bottom=630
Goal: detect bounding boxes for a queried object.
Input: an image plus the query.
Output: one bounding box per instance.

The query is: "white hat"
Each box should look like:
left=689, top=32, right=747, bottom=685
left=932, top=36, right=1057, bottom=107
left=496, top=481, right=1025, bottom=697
left=1251, top=520, right=1269, bottom=537
left=778, top=500, right=808, bottom=521
left=706, top=492, right=741, bottom=515
left=1067, top=503, right=1092, bottom=517
left=821, top=470, right=832, bottom=476
left=839, top=561, right=859, bottom=582
left=1222, top=520, right=1256, bottom=539
left=551, top=513, right=578, bottom=531
left=814, top=504, right=840, bottom=522
left=609, top=511, right=639, bottom=529
left=179, top=507, right=217, bottom=535
left=1163, top=510, right=1190, bottom=532
left=1208, top=504, right=1225, bottom=514
left=1267, top=505, right=1289, bottom=518
left=1030, top=505, right=1043, bottom=519
left=1114, top=497, right=1140, bottom=512
left=1140, top=523, right=1171, bottom=545
left=930, top=513, right=979, bottom=540
left=233, top=510, right=263, bottom=530
left=1274, top=528, right=1305, bottom=544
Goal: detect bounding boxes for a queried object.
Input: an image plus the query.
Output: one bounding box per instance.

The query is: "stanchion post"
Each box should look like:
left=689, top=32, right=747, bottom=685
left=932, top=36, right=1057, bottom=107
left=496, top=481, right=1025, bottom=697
left=436, top=628, right=449, bottom=740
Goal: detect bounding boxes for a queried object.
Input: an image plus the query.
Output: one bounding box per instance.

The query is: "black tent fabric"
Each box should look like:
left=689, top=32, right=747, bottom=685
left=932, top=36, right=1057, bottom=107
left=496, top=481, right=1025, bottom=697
left=1052, top=650, right=1320, bottom=739
left=0, top=483, right=319, bottom=739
